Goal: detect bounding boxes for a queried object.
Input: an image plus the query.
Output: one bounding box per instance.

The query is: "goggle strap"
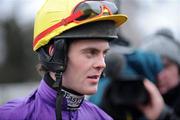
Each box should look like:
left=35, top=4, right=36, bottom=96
left=62, top=10, right=84, bottom=25
left=103, top=5, right=113, bottom=15
left=33, top=11, right=83, bottom=48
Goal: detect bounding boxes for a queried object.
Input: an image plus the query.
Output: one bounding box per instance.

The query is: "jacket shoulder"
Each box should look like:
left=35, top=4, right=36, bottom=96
left=0, top=90, right=37, bottom=120
left=80, top=100, right=113, bottom=120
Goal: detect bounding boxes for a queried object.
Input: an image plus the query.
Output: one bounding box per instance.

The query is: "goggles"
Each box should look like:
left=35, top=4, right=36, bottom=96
left=33, top=0, right=118, bottom=48
left=72, top=0, right=118, bottom=21
left=62, top=0, right=118, bottom=25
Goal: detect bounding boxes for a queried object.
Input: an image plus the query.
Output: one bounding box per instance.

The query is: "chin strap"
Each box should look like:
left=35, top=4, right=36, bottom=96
left=37, top=39, right=67, bottom=120
left=54, top=71, right=63, bottom=120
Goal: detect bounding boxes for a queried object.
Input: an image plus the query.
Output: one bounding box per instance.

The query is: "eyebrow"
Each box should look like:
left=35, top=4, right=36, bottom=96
left=81, top=47, right=110, bottom=54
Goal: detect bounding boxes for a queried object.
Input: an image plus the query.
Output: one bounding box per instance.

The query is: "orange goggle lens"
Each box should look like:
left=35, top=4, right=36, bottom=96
left=73, top=1, right=118, bottom=21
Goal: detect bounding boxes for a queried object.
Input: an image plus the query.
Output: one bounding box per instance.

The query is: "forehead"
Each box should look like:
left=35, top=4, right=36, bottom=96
left=69, top=39, right=110, bottom=49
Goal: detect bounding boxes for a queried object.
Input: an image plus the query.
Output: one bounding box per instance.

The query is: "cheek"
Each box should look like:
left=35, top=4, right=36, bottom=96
left=158, top=71, right=171, bottom=87
left=165, top=67, right=178, bottom=81
left=73, top=56, right=93, bottom=71
left=158, top=68, right=179, bottom=88
left=66, top=58, right=91, bottom=81
left=168, top=69, right=179, bottom=84
left=158, top=71, right=167, bottom=82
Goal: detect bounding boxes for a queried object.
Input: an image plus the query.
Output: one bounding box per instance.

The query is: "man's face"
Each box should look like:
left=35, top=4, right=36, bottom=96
left=62, top=39, right=109, bottom=95
left=157, top=57, right=180, bottom=94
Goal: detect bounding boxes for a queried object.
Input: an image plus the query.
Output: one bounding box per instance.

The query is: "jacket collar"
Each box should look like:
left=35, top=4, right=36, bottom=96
left=37, top=73, right=84, bottom=111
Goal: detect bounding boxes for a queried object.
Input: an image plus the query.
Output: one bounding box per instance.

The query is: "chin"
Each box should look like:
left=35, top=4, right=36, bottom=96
left=85, top=89, right=97, bottom=95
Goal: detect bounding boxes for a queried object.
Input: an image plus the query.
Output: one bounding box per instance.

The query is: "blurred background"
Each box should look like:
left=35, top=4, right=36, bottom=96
left=0, top=0, right=44, bottom=104
left=0, top=0, right=180, bottom=104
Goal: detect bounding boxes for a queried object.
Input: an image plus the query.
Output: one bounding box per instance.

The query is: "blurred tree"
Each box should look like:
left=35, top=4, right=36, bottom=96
left=0, top=17, right=40, bottom=83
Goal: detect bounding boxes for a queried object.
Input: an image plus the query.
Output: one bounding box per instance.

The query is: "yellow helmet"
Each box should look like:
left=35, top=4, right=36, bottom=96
left=33, top=0, right=128, bottom=51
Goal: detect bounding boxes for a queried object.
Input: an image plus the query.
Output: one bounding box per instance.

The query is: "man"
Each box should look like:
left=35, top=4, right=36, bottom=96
left=0, top=0, right=170, bottom=120
left=0, top=0, right=128, bottom=119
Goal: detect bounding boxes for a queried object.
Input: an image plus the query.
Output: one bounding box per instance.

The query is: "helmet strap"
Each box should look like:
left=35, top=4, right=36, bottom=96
left=55, top=70, right=63, bottom=120
left=37, top=39, right=67, bottom=120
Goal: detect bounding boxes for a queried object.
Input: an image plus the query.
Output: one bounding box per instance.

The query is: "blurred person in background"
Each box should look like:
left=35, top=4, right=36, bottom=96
left=0, top=0, right=128, bottom=119
left=140, top=28, right=180, bottom=119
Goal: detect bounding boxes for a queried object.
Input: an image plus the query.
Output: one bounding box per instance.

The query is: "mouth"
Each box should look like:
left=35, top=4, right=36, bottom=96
left=87, top=75, right=99, bottom=79
left=87, top=75, right=100, bottom=83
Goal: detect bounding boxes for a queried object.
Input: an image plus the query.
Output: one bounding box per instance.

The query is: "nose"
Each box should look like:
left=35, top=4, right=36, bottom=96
left=93, top=55, right=106, bottom=71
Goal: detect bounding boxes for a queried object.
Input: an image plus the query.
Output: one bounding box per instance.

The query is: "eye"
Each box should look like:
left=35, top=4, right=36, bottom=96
left=103, top=49, right=109, bottom=58
left=86, top=49, right=97, bottom=58
left=103, top=53, right=107, bottom=58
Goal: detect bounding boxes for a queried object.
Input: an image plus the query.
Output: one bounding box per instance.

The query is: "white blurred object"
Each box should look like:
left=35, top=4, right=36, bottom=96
left=120, top=0, right=180, bottom=47
left=0, top=0, right=44, bottom=25
left=0, top=82, right=39, bottom=105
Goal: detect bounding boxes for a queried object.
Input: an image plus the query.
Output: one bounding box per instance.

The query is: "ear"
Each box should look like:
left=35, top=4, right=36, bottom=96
left=48, top=45, right=55, bottom=56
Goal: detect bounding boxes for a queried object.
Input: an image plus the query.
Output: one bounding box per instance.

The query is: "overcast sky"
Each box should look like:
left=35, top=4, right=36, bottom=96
left=120, top=0, right=180, bottom=46
left=0, top=0, right=44, bottom=25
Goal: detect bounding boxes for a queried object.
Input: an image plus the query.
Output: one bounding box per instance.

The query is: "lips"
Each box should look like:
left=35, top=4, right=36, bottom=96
left=87, top=75, right=100, bottom=79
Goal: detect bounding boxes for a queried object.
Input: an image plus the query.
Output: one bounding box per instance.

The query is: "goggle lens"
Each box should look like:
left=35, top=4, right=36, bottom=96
left=73, top=1, right=118, bottom=21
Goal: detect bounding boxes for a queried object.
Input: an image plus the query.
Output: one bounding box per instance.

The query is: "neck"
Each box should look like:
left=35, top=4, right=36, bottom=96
left=44, top=72, right=84, bottom=110
left=45, top=72, right=84, bottom=95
